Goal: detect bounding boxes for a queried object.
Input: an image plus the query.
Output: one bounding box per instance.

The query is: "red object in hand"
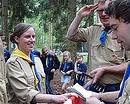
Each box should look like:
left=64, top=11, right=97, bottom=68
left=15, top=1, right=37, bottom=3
left=70, top=96, right=82, bottom=104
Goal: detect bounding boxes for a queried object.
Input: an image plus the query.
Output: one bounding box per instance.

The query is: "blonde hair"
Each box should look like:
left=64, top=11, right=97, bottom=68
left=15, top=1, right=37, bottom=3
left=62, top=51, right=72, bottom=63
left=75, top=53, right=83, bottom=62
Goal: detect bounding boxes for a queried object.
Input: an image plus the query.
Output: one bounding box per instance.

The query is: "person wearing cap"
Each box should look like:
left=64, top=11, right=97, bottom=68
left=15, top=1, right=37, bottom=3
left=66, top=0, right=130, bottom=104
left=6, top=23, right=77, bottom=104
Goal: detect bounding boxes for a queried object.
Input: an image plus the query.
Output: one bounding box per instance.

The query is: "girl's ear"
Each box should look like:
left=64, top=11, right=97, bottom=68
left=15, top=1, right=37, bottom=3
left=14, top=36, right=19, bottom=43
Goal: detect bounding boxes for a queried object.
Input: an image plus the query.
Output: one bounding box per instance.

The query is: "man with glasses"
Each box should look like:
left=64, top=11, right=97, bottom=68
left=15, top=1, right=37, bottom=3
left=66, top=0, right=130, bottom=104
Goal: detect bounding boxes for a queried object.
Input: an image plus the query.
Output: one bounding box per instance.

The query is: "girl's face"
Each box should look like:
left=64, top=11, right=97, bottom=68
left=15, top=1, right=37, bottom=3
left=15, top=27, right=35, bottom=55
left=76, top=56, right=83, bottom=63
left=63, top=53, right=69, bottom=61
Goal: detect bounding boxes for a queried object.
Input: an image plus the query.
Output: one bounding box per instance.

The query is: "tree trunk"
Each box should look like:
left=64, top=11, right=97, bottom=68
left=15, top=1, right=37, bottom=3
left=67, top=0, right=76, bottom=61
left=2, top=0, right=9, bottom=49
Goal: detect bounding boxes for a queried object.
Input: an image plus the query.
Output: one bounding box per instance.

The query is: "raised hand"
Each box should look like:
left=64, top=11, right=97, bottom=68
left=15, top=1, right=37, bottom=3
left=77, top=3, right=98, bottom=18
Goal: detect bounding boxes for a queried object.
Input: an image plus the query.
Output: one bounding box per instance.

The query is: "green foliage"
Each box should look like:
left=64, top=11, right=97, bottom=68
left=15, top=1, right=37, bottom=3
left=8, top=0, right=40, bottom=31
left=38, top=0, right=68, bottom=44
left=1, top=0, right=95, bottom=53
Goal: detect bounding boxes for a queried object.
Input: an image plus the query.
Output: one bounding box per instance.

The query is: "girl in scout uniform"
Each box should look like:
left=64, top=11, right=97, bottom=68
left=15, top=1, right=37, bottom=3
left=60, top=51, right=74, bottom=94
left=73, top=53, right=88, bottom=86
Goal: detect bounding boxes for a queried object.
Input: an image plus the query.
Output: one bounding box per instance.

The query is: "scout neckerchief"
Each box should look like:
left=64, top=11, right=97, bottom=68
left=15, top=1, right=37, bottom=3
left=12, top=49, right=41, bottom=91
left=100, top=26, right=111, bottom=46
left=63, top=61, right=67, bottom=72
left=116, top=63, right=130, bottom=100
left=30, top=52, right=42, bottom=92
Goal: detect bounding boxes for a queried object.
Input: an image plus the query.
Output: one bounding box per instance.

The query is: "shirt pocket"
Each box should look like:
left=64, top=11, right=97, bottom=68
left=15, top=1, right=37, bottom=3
left=107, top=43, right=125, bottom=62
left=26, top=75, right=35, bottom=87
left=90, top=40, right=100, bottom=57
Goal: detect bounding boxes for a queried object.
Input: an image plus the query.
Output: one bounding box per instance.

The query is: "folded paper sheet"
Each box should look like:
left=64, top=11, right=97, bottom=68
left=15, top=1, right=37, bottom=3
left=67, top=83, right=92, bottom=100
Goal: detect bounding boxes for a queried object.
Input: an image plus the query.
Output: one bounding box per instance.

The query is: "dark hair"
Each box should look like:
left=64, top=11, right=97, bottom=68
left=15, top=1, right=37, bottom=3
left=10, top=23, right=33, bottom=44
left=105, top=0, right=130, bottom=23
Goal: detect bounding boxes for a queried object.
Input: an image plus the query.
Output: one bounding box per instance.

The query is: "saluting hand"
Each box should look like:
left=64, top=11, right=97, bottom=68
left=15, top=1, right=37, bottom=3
left=77, top=3, right=98, bottom=18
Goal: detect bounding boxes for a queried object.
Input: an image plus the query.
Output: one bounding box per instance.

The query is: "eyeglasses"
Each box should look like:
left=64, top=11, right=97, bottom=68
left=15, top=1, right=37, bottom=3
left=97, top=9, right=105, bottom=15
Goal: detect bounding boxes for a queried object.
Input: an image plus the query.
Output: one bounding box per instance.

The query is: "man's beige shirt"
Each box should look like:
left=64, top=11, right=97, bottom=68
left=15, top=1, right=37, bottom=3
left=68, top=24, right=130, bottom=84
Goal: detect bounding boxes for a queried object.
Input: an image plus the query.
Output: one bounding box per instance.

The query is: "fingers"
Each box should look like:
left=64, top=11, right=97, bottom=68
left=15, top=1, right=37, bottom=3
left=69, top=93, right=78, bottom=97
left=65, top=93, right=78, bottom=98
left=89, top=71, right=97, bottom=84
left=89, top=3, right=98, bottom=11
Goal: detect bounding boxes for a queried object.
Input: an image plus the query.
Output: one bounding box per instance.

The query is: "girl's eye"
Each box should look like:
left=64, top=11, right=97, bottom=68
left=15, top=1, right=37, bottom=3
left=25, top=35, right=35, bottom=39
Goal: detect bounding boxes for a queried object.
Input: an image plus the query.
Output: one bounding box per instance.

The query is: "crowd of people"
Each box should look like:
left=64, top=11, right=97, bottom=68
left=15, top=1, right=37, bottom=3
left=1, top=0, right=130, bottom=104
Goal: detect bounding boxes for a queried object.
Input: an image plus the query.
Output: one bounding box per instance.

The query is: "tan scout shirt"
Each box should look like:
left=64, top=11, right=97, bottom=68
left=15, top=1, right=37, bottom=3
left=0, top=38, right=8, bottom=104
left=118, top=77, right=130, bottom=104
left=34, top=55, right=46, bottom=94
left=69, top=24, right=130, bottom=84
left=6, top=56, right=46, bottom=104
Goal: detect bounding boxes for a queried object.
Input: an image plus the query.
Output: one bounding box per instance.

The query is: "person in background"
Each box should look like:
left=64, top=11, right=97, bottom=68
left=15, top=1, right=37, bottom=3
left=41, top=46, right=60, bottom=94
left=60, top=51, right=74, bottom=94
left=0, top=33, right=10, bottom=62
left=3, top=41, right=11, bottom=62
left=66, top=0, right=130, bottom=103
left=84, top=0, right=130, bottom=103
left=6, top=23, right=77, bottom=104
left=0, top=32, right=6, bottom=41
left=73, top=53, right=88, bottom=86
left=0, top=33, right=8, bottom=104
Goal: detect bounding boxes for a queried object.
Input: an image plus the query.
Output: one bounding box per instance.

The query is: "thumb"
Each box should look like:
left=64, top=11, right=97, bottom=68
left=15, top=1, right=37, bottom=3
left=92, top=75, right=97, bottom=84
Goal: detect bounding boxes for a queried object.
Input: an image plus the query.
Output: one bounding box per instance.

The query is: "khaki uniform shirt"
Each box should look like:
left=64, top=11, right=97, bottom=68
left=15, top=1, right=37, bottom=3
left=6, top=55, right=46, bottom=104
left=0, top=38, right=8, bottom=104
left=118, top=75, right=130, bottom=104
left=69, top=24, right=130, bottom=84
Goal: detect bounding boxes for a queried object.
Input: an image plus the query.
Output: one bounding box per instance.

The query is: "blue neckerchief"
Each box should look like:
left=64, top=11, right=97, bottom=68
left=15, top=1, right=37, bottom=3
left=30, top=52, right=42, bottom=92
left=116, top=63, right=130, bottom=100
left=100, top=26, right=111, bottom=46
left=63, top=61, right=67, bottom=72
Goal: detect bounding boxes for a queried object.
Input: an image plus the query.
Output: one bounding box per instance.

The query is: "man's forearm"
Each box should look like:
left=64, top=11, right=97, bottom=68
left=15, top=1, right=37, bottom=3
left=66, top=15, right=82, bottom=39
left=104, top=62, right=128, bottom=74
left=101, top=91, right=119, bottom=103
